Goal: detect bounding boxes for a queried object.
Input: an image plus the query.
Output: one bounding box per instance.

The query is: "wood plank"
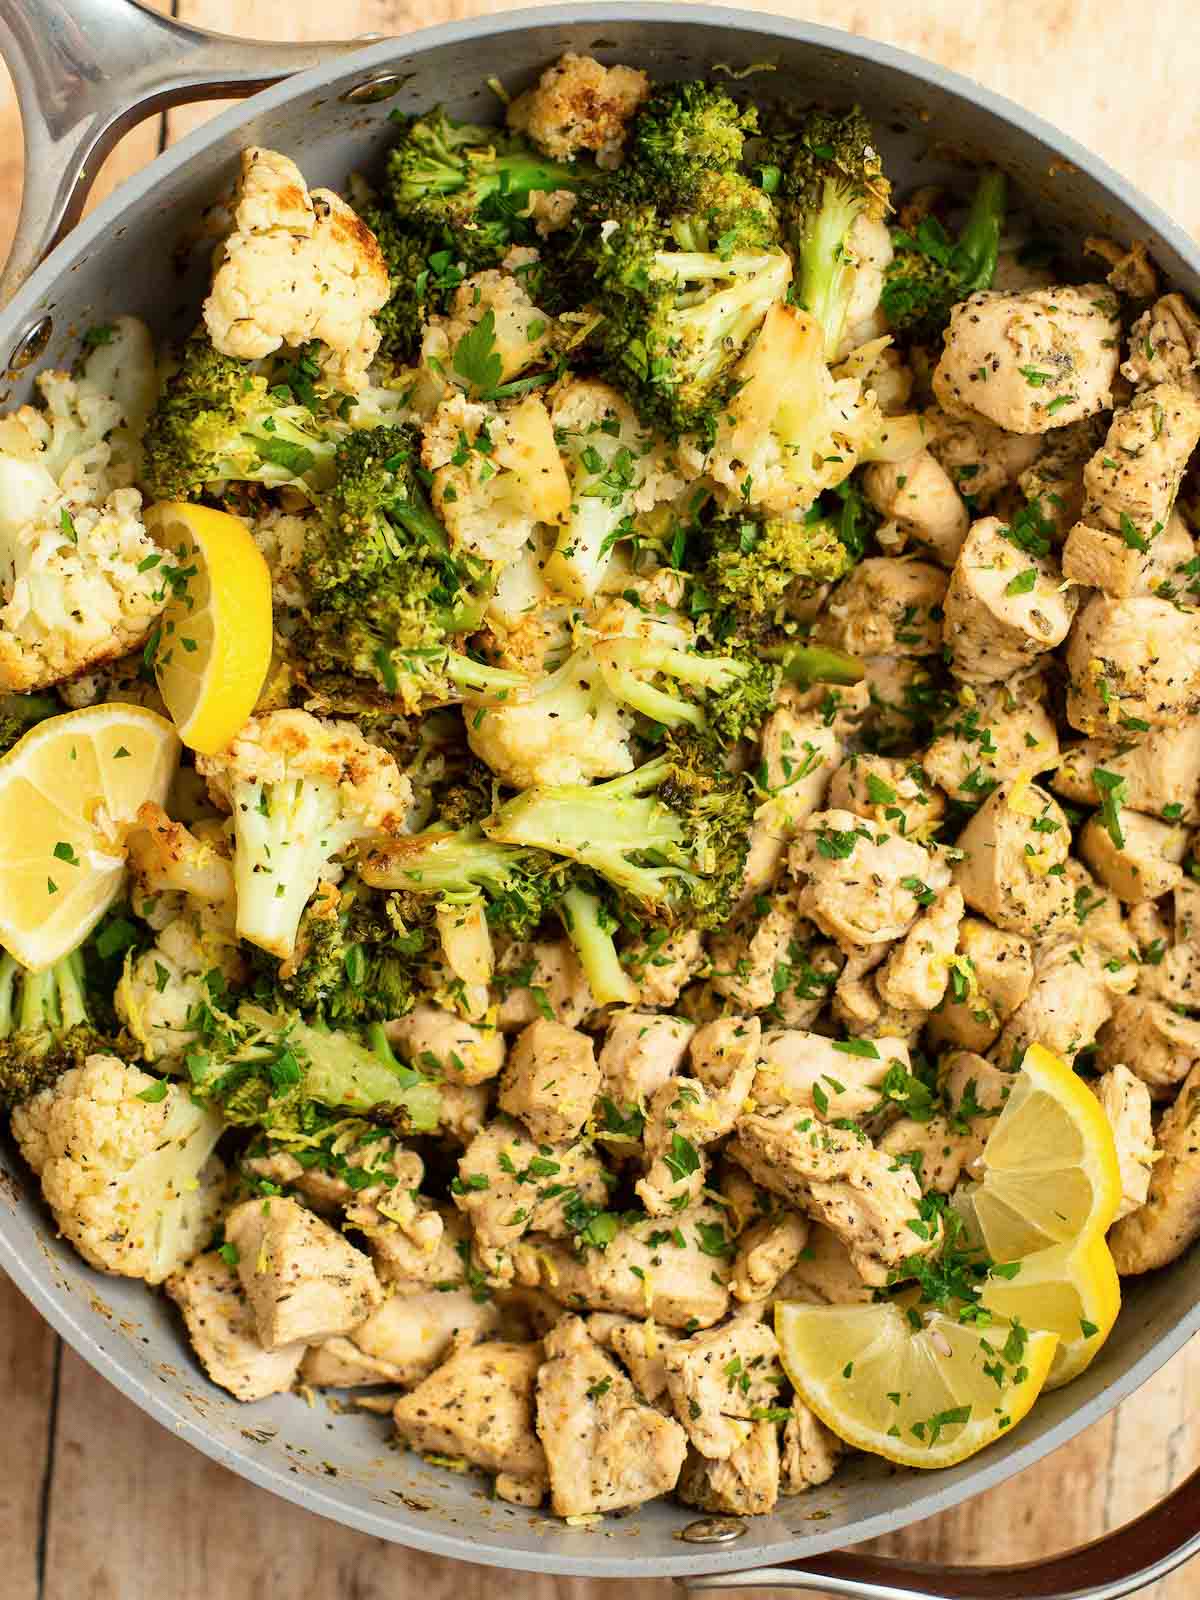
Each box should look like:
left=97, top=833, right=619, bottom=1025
left=0, top=1275, right=58, bottom=1600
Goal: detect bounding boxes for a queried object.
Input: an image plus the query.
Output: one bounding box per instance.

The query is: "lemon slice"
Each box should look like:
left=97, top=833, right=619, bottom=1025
left=144, top=502, right=272, bottom=755
left=970, top=1042, right=1123, bottom=1260
left=980, top=1232, right=1121, bottom=1391
left=776, top=1300, right=1058, bottom=1469
left=0, top=705, right=180, bottom=968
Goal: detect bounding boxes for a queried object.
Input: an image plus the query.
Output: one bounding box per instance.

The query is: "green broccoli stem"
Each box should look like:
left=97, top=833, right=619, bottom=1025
left=956, top=170, right=1007, bottom=293
left=794, top=177, right=865, bottom=357
left=445, top=654, right=532, bottom=696
left=558, top=886, right=637, bottom=1007
left=220, top=410, right=339, bottom=491
left=764, top=643, right=865, bottom=687
left=596, top=640, right=745, bottom=731
left=0, top=954, right=17, bottom=1036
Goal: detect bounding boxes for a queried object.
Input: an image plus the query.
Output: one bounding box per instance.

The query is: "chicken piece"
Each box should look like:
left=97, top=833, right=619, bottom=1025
left=498, top=1018, right=599, bottom=1144
left=609, top=1318, right=682, bottom=1404
left=943, top=516, right=1077, bottom=683
left=827, top=753, right=945, bottom=839
left=740, top=696, right=848, bottom=898
left=995, top=933, right=1127, bottom=1067
left=624, top=928, right=707, bottom=1008
left=535, top=1315, right=688, bottom=1515
left=223, top=1196, right=381, bottom=1350
left=597, top=1010, right=695, bottom=1110
left=927, top=916, right=1035, bottom=1053
left=662, top=1318, right=782, bottom=1460
left=1096, top=996, right=1200, bottom=1098
left=811, top=558, right=947, bottom=657
left=1122, top=292, right=1200, bottom=391
left=877, top=887, right=965, bottom=1013
left=768, top=931, right=846, bottom=1030
left=771, top=1224, right=875, bottom=1307
left=1109, top=1059, right=1200, bottom=1274
left=452, top=1118, right=608, bottom=1280
left=752, top=1028, right=907, bottom=1120
left=923, top=405, right=1044, bottom=507
left=636, top=1018, right=761, bottom=1215
left=204, top=148, right=389, bottom=391
left=507, top=52, right=649, bottom=168
left=709, top=892, right=811, bottom=1013
left=880, top=1113, right=986, bottom=1193
left=386, top=1004, right=505, bottom=1086
left=862, top=450, right=969, bottom=566
left=1052, top=727, right=1200, bottom=825
left=730, top=1210, right=811, bottom=1304
left=924, top=676, right=1060, bottom=802
left=1093, top=1064, right=1156, bottom=1222
left=678, top=1424, right=780, bottom=1516
left=370, top=1204, right=468, bottom=1291
left=495, top=938, right=595, bottom=1029
left=857, top=655, right=938, bottom=749
left=781, top=1406, right=843, bottom=1493
left=1135, top=882, right=1200, bottom=1009
left=393, top=1340, right=548, bottom=1506
left=432, top=1082, right=490, bottom=1146
left=165, top=1251, right=305, bottom=1402
left=1085, top=236, right=1158, bottom=301
left=932, top=284, right=1120, bottom=433
left=727, top=1112, right=939, bottom=1285
left=952, top=782, right=1074, bottom=940
left=1066, top=594, right=1200, bottom=735
left=1079, top=809, right=1188, bottom=906
left=1059, top=861, right=1143, bottom=984
left=830, top=974, right=926, bottom=1045
left=790, top=809, right=952, bottom=954
left=1066, top=468, right=1200, bottom=602
left=301, top=1287, right=499, bottom=1389
left=719, top=1160, right=772, bottom=1235
left=514, top=1204, right=733, bottom=1329
left=940, top=1048, right=1015, bottom=1114
left=1018, top=416, right=1108, bottom=540
left=244, top=1135, right=426, bottom=1225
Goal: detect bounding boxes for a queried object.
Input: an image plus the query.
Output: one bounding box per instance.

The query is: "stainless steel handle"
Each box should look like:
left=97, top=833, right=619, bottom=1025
left=683, top=1462, right=1200, bottom=1599
left=0, top=0, right=370, bottom=306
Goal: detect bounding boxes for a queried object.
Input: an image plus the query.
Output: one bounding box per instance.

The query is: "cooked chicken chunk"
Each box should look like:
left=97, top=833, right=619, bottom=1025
left=831, top=973, right=926, bottom=1045
left=495, top=938, right=595, bottom=1029
left=1132, top=883, right=1200, bottom=1009
left=877, top=887, right=965, bottom=1013
left=1093, top=1064, right=1156, bottom=1222
left=302, top=1286, right=498, bottom=1388
left=923, top=405, right=1044, bottom=506
left=432, top=1081, right=491, bottom=1145
left=943, top=516, right=1077, bottom=682
left=608, top=1318, right=682, bottom=1403
left=678, top=1424, right=780, bottom=1516
left=514, top=1204, right=733, bottom=1329
left=862, top=451, right=969, bottom=566
left=1122, top=292, right=1200, bottom=391
left=624, top=928, right=707, bottom=1008
left=709, top=891, right=811, bottom=1013
left=1066, top=594, right=1200, bottom=734
left=663, top=1318, right=782, bottom=1460
left=536, top=1316, right=687, bottom=1516
left=993, top=934, right=1123, bottom=1067
left=727, top=1112, right=938, bottom=1285
left=771, top=1224, right=875, bottom=1307
left=1053, top=727, right=1200, bottom=825
left=1109, top=1058, right=1200, bottom=1274
left=224, top=1196, right=381, bottom=1349
left=752, top=1027, right=907, bottom=1120
left=499, top=1018, right=600, bottom=1144
left=165, top=1251, right=306, bottom=1402
left=730, top=1210, right=811, bottom=1303
left=880, top=1113, right=986, bottom=1193
left=927, top=916, right=1035, bottom=1054
left=507, top=52, right=649, bottom=167
left=597, top=1010, right=695, bottom=1110
left=781, top=1406, right=844, bottom=1492
left=1018, top=415, right=1107, bottom=539
left=811, top=558, right=947, bottom=657
left=790, top=809, right=952, bottom=954
left=858, top=655, right=939, bottom=749
left=370, top=1204, right=468, bottom=1290
left=387, top=1004, right=505, bottom=1086
left=740, top=696, right=849, bottom=897
left=1079, top=809, right=1189, bottom=904
left=393, top=1340, right=548, bottom=1506
left=953, top=781, right=1074, bottom=940
left=1097, top=996, right=1200, bottom=1098
left=244, top=1134, right=425, bottom=1226
left=932, top=284, right=1120, bottom=432
left=827, top=753, right=945, bottom=838
left=924, top=676, right=1060, bottom=802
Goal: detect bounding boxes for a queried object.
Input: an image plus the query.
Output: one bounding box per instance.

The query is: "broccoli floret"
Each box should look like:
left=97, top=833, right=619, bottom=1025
left=591, top=632, right=775, bottom=747
left=141, top=337, right=341, bottom=502
left=699, top=510, right=856, bottom=626
left=881, top=171, right=1007, bottom=342
left=557, top=882, right=637, bottom=1006
left=187, top=1002, right=440, bottom=1137
left=0, top=692, right=60, bottom=757
left=773, top=106, right=891, bottom=357
left=266, top=878, right=423, bottom=1026
left=0, top=947, right=115, bottom=1108
left=355, top=198, right=462, bottom=366
left=485, top=739, right=753, bottom=929
left=359, top=825, right=562, bottom=940
left=626, top=80, right=758, bottom=191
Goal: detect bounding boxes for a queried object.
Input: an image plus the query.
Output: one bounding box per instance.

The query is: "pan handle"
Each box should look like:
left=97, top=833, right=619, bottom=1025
left=0, top=0, right=370, bottom=306
left=680, top=1461, right=1200, bottom=1600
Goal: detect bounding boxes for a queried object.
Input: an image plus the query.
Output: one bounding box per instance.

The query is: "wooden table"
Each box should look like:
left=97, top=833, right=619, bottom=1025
left=2, top=1, right=1199, bottom=1594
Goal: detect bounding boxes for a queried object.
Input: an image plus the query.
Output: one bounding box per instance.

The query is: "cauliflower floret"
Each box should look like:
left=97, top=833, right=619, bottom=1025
left=251, top=507, right=310, bottom=610
left=467, top=652, right=634, bottom=788
left=196, top=709, right=412, bottom=959
left=421, top=270, right=554, bottom=398
left=125, top=801, right=236, bottom=909
left=421, top=392, right=570, bottom=567
left=203, top=147, right=390, bottom=393
left=11, top=1054, right=226, bottom=1283
left=507, top=52, right=650, bottom=168
left=116, top=906, right=245, bottom=1063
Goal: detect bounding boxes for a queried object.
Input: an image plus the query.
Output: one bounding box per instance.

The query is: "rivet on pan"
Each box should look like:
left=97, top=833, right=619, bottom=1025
left=6, top=314, right=52, bottom=375
left=342, top=73, right=404, bottom=104
left=680, top=1516, right=747, bottom=1545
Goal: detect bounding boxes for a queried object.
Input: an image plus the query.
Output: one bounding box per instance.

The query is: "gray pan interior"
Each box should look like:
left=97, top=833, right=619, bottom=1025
left=0, top=4, right=1198, bottom=1578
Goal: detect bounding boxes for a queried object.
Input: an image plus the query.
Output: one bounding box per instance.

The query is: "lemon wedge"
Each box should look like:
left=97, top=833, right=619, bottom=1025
left=980, top=1232, right=1121, bottom=1390
left=970, top=1042, right=1123, bottom=1260
left=0, top=705, right=180, bottom=968
left=776, top=1299, right=1058, bottom=1470
left=143, top=502, right=272, bottom=755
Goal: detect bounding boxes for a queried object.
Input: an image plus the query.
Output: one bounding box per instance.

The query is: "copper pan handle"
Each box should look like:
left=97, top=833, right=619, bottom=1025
left=0, top=0, right=370, bottom=306
left=682, top=1462, right=1200, bottom=1599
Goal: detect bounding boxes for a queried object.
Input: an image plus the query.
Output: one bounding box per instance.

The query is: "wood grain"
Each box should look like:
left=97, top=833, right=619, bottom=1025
left=1, top=1, right=1199, bottom=1596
